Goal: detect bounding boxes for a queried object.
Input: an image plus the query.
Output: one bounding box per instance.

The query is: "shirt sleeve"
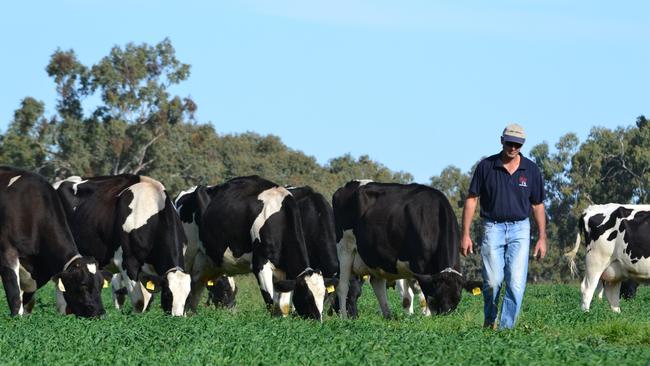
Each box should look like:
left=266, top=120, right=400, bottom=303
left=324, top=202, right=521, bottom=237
left=468, top=162, right=484, bottom=197
left=530, top=165, right=545, bottom=204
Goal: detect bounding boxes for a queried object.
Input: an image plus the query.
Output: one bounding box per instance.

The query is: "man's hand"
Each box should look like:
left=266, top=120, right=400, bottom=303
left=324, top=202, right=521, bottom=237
left=533, top=237, right=547, bottom=260
left=461, top=234, right=474, bottom=257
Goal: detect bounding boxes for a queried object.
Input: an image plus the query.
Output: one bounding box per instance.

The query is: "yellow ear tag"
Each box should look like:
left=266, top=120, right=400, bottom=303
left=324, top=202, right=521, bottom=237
left=103, top=279, right=109, bottom=289
left=207, top=280, right=214, bottom=287
left=362, top=275, right=369, bottom=281
left=146, top=281, right=155, bottom=291
left=472, top=287, right=482, bottom=296
left=326, top=285, right=335, bottom=294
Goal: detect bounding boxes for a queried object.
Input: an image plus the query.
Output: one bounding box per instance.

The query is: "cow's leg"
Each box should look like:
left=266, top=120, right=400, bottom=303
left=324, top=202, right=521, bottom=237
left=185, top=251, right=213, bottom=313
left=395, top=279, right=414, bottom=315
left=410, top=280, right=430, bottom=316
left=595, top=281, right=604, bottom=301
left=604, top=281, right=622, bottom=313
left=255, top=260, right=275, bottom=310
left=0, top=258, right=24, bottom=316
left=580, top=254, right=610, bottom=312
left=580, top=271, right=606, bottom=312
left=278, top=291, right=292, bottom=317
left=370, top=276, right=391, bottom=319
left=22, top=292, right=36, bottom=314
left=336, top=236, right=355, bottom=319
left=111, top=273, right=126, bottom=309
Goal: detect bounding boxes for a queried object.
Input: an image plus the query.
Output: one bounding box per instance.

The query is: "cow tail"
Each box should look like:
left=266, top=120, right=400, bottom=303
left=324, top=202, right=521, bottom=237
left=564, top=232, right=581, bottom=278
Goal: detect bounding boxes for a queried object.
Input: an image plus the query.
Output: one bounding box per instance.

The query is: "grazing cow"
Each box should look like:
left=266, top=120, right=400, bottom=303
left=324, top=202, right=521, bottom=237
left=333, top=180, right=481, bottom=318
left=53, top=174, right=191, bottom=316
left=287, top=186, right=364, bottom=314
left=0, top=167, right=105, bottom=317
left=566, top=203, right=650, bottom=313
left=175, top=176, right=326, bottom=320
left=206, top=276, right=237, bottom=308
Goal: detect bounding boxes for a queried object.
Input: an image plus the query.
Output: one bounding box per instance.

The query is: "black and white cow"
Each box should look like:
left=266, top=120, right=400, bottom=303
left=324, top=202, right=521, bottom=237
left=333, top=180, right=481, bottom=318
left=287, top=186, right=354, bottom=313
left=0, top=167, right=105, bottom=317
left=206, top=275, right=237, bottom=308
left=175, top=176, right=326, bottom=320
left=566, top=203, right=650, bottom=313
left=53, top=174, right=191, bottom=316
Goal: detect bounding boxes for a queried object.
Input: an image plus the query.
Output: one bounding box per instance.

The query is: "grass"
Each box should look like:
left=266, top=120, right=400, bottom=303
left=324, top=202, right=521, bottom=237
left=1, top=277, right=649, bottom=365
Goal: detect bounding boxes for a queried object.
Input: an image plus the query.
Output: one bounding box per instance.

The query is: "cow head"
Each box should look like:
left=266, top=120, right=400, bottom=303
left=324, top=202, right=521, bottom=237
left=139, top=268, right=191, bottom=316
left=416, top=270, right=482, bottom=315
left=275, top=268, right=326, bottom=321
left=207, top=276, right=238, bottom=308
left=53, top=256, right=105, bottom=318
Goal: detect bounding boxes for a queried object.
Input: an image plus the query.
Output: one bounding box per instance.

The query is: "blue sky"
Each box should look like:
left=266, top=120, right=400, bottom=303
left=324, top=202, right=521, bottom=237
left=1, top=1, right=648, bottom=183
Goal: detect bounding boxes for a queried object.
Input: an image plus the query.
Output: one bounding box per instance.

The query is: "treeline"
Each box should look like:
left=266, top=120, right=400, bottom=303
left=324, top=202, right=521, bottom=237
left=1, top=39, right=648, bottom=282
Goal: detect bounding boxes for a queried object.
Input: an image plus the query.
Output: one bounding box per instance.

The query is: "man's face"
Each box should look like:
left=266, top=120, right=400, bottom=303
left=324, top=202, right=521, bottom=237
left=501, top=137, right=522, bottom=158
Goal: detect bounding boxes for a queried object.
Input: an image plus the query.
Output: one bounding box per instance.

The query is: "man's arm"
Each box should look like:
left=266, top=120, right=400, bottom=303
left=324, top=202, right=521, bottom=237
left=532, top=203, right=547, bottom=260
left=460, top=195, right=478, bottom=256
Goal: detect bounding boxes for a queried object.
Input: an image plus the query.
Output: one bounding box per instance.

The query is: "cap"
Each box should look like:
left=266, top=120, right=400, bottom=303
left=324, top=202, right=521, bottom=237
left=502, top=123, right=526, bottom=144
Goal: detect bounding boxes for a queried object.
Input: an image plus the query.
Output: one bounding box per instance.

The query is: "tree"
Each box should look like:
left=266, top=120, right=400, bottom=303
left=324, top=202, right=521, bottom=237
left=0, top=97, right=52, bottom=173
left=45, top=38, right=195, bottom=178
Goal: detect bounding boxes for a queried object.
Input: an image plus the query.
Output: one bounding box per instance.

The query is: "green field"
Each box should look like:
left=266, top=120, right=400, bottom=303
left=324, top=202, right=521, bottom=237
left=1, top=277, right=649, bottom=365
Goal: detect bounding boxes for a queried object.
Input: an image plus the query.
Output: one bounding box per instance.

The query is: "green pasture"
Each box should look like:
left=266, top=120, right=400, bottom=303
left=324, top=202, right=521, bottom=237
left=1, top=277, right=649, bottom=365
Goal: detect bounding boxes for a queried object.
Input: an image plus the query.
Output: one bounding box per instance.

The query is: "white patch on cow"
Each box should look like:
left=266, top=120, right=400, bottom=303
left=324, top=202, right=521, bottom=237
left=174, top=186, right=198, bottom=209
left=121, top=181, right=166, bottom=233
left=86, top=263, right=97, bottom=274
left=167, top=270, right=191, bottom=316
left=278, top=291, right=292, bottom=317
left=140, top=175, right=166, bottom=192
left=227, top=276, right=236, bottom=291
left=355, top=179, right=373, bottom=186
left=18, top=264, right=37, bottom=293
left=7, top=175, right=21, bottom=187
left=258, top=261, right=276, bottom=299
left=12, top=259, right=24, bottom=315
left=250, top=186, right=291, bottom=243
left=221, top=248, right=253, bottom=274
left=52, top=176, right=86, bottom=192
left=304, top=272, right=325, bottom=320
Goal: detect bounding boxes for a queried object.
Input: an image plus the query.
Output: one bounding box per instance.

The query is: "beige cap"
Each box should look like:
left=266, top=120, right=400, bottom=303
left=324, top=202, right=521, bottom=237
left=502, top=123, right=526, bottom=144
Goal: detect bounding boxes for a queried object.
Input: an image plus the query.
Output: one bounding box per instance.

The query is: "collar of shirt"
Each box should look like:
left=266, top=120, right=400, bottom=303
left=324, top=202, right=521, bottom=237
left=493, top=152, right=529, bottom=171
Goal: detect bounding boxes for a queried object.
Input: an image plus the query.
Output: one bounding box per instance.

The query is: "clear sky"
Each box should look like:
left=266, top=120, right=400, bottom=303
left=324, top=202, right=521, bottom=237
left=2, top=1, right=648, bottom=183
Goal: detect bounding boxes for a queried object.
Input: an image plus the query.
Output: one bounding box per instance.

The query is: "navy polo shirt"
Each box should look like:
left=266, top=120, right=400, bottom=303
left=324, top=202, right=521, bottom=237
left=468, top=153, right=545, bottom=222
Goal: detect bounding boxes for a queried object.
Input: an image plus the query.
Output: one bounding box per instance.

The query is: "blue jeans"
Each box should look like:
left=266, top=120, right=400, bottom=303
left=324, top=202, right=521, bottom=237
left=481, top=218, right=530, bottom=329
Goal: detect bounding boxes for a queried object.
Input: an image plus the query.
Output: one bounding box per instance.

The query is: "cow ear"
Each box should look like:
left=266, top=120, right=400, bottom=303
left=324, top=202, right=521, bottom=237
left=324, top=277, right=339, bottom=288
left=463, top=280, right=483, bottom=295
left=274, top=280, right=296, bottom=293
left=138, top=273, right=163, bottom=293
left=100, top=270, right=113, bottom=282
left=52, top=272, right=69, bottom=292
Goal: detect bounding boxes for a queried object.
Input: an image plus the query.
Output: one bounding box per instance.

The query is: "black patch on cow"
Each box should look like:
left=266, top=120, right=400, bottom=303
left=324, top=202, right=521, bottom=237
left=622, top=210, right=650, bottom=263
left=586, top=207, right=634, bottom=244
left=607, top=231, right=617, bottom=241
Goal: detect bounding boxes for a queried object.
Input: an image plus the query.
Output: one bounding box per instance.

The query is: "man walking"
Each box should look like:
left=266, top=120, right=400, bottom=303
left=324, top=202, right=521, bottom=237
left=460, top=123, right=547, bottom=330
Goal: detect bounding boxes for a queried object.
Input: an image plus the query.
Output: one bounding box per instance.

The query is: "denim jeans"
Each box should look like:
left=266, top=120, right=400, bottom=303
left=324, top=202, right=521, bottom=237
left=481, top=218, right=530, bottom=329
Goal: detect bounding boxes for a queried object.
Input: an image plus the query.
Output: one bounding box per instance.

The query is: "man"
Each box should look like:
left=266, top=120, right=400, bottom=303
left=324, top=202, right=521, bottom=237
left=460, top=123, right=547, bottom=330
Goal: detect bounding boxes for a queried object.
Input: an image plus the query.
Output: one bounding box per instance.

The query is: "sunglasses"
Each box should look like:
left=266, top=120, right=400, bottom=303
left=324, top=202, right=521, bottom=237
left=505, top=141, right=523, bottom=149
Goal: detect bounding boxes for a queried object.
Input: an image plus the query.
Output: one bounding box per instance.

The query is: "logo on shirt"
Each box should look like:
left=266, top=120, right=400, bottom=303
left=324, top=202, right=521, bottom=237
left=518, top=176, right=528, bottom=187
